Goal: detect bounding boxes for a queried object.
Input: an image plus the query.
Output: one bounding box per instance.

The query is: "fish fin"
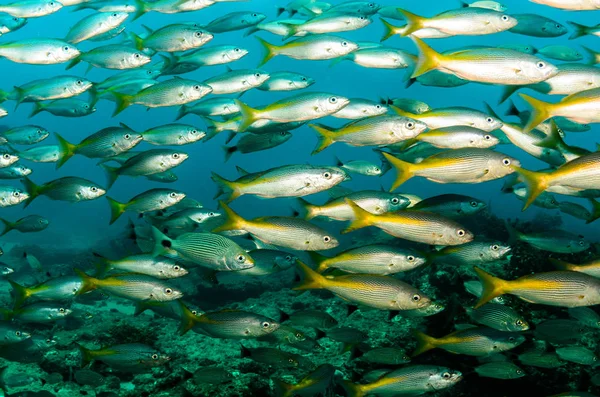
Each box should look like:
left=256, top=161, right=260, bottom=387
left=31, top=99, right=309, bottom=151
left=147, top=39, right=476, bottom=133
left=292, top=260, right=326, bottom=291
left=410, top=37, right=444, bottom=78
left=55, top=132, right=77, bottom=169
left=178, top=302, right=200, bottom=335
left=235, top=99, right=262, bottom=132
left=111, top=92, right=134, bottom=117
left=473, top=266, right=508, bottom=309
left=340, top=381, right=366, bottom=397
left=12, top=86, right=25, bottom=109
left=150, top=226, right=174, bottom=257
left=295, top=197, right=316, bottom=220
left=21, top=177, right=41, bottom=208
left=212, top=201, right=246, bottom=233
left=272, top=378, right=293, bottom=397
left=224, top=131, right=236, bottom=145
left=567, top=21, right=589, bottom=40
left=329, top=56, right=346, bottom=68
left=65, top=57, right=81, bottom=71
left=582, top=46, right=598, bottom=65
left=548, top=258, right=576, bottom=271
left=534, top=119, right=562, bottom=149
left=307, top=251, right=329, bottom=273
left=73, top=269, right=100, bottom=296
left=395, top=8, right=425, bottom=36
left=92, top=252, right=110, bottom=278
left=132, top=0, right=148, bottom=21
left=29, top=102, right=45, bottom=118
left=175, top=104, right=188, bottom=121
left=99, top=163, right=119, bottom=189
left=342, top=199, right=374, bottom=234
left=210, top=172, right=240, bottom=202
left=309, top=123, right=336, bottom=154
left=244, top=26, right=259, bottom=37
left=505, top=100, right=521, bottom=118
left=279, top=22, right=299, bottom=41
left=106, top=196, right=126, bottom=225
left=77, top=343, right=95, bottom=367
left=411, top=329, right=437, bottom=357
left=0, top=218, right=13, bottom=237
left=586, top=198, right=600, bottom=224
left=276, top=7, right=285, bottom=16
left=222, top=145, right=237, bottom=163
left=510, top=166, right=551, bottom=211
left=256, top=37, right=278, bottom=66
left=8, top=280, right=30, bottom=309
left=518, top=93, right=554, bottom=134
left=499, top=86, right=519, bottom=105
left=133, top=302, right=149, bottom=316
left=380, top=18, right=400, bottom=42
left=380, top=151, right=415, bottom=190
left=504, top=220, right=522, bottom=245
left=240, top=344, right=252, bottom=358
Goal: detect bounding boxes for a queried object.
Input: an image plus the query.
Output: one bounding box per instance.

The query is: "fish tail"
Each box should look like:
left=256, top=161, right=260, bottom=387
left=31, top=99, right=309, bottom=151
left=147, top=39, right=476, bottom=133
left=549, top=258, right=576, bottom=271
left=295, top=197, right=317, bottom=220
left=276, top=7, right=285, bottom=16
left=73, top=269, right=100, bottom=295
left=92, top=252, right=110, bottom=278
left=342, top=198, right=374, bottom=234
left=159, top=54, right=176, bottom=72
left=280, top=23, right=299, bottom=41
left=77, top=343, right=96, bottom=367
left=235, top=99, right=262, bottom=132
left=175, top=104, right=188, bottom=121
left=586, top=198, right=600, bottom=224
left=395, top=8, right=425, bottom=36
left=129, top=32, right=144, bottom=51
left=106, top=196, right=127, bottom=225
left=511, top=166, right=551, bottom=211
left=256, top=37, right=278, bottom=66
left=133, top=301, right=150, bottom=316
left=411, top=329, right=438, bottom=357
left=132, top=0, right=148, bottom=21
left=210, top=172, right=240, bottom=202
left=212, top=201, right=247, bottom=233
left=309, top=123, right=336, bottom=154
left=567, top=21, right=589, bottom=40
left=535, top=120, right=563, bottom=149
left=272, top=379, right=294, bottom=397
left=29, top=102, right=45, bottom=118
left=504, top=220, right=523, bottom=244
left=222, top=145, right=237, bottom=163
left=293, top=260, right=327, bottom=291
left=150, top=226, right=174, bottom=257
left=111, top=92, right=134, bottom=117
left=473, top=266, right=508, bottom=309
left=243, top=26, right=259, bottom=37
left=499, top=86, right=519, bottom=104
left=202, top=117, right=222, bottom=141
left=55, top=132, right=77, bottom=169
left=65, top=56, right=81, bottom=71
left=99, top=163, right=119, bottom=189
left=11, top=86, right=25, bottom=109
left=380, top=151, right=415, bottom=190
left=380, top=18, right=400, bottom=42
left=21, top=177, right=40, bottom=208
left=0, top=218, right=13, bottom=237
left=410, top=37, right=444, bottom=79
left=308, top=251, right=328, bottom=273
left=8, top=280, right=31, bottom=309
left=178, top=302, right=200, bottom=335
left=582, top=46, right=598, bottom=65
left=340, top=380, right=366, bottom=397
left=518, top=93, right=555, bottom=133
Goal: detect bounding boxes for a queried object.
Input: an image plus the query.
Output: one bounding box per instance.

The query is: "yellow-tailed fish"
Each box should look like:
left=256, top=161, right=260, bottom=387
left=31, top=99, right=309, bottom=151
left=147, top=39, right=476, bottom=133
left=256, top=35, right=358, bottom=66
left=0, top=126, right=48, bottom=145
left=342, top=199, right=474, bottom=246
left=257, top=71, right=314, bottom=91
left=381, top=149, right=519, bottom=190
left=385, top=98, right=431, bottom=114
left=31, top=98, right=96, bottom=118
left=390, top=105, right=502, bottom=131
left=294, top=260, right=431, bottom=310
left=530, top=0, right=600, bottom=10
left=0, top=0, right=62, bottom=18
left=473, top=266, right=600, bottom=308
left=92, top=253, right=188, bottom=279
left=78, top=343, right=170, bottom=371
left=550, top=258, right=600, bottom=278
left=106, top=188, right=185, bottom=224
left=9, top=275, right=87, bottom=308
left=406, top=126, right=499, bottom=149
left=512, top=187, right=559, bottom=209
left=0, top=164, right=31, bottom=179
left=141, top=123, right=205, bottom=146
left=509, top=14, right=567, bottom=38
left=214, top=202, right=339, bottom=251
left=204, top=69, right=270, bottom=95
left=280, top=12, right=371, bottom=39
left=506, top=221, right=589, bottom=253
left=0, top=186, right=28, bottom=207
left=464, top=1, right=507, bottom=11
left=130, top=24, right=212, bottom=52
left=65, top=11, right=129, bottom=44
left=332, top=98, right=388, bottom=119
left=22, top=176, right=105, bottom=207
left=277, top=0, right=330, bottom=17
left=432, top=240, right=511, bottom=267
left=179, top=307, right=280, bottom=337
left=0, top=39, right=80, bottom=65
left=177, top=98, right=240, bottom=119
left=274, top=364, right=336, bottom=397
left=0, top=215, right=48, bottom=236
left=335, top=159, right=381, bottom=176
left=161, top=45, right=249, bottom=76
left=332, top=47, right=416, bottom=69
left=410, top=194, right=486, bottom=217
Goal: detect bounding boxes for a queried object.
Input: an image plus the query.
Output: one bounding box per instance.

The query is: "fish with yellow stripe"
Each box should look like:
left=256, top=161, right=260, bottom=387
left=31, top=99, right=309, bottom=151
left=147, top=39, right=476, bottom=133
left=550, top=258, right=600, bottom=278
left=342, top=199, right=474, bottom=246
left=473, top=266, right=600, bottom=308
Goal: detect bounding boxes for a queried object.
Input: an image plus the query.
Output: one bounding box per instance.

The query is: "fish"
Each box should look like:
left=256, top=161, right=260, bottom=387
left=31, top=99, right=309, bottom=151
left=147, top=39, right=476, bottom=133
left=204, top=68, right=270, bottom=95
left=223, top=131, right=292, bottom=162
left=555, top=347, right=598, bottom=365
left=505, top=222, right=589, bottom=254
left=0, top=39, right=80, bottom=64
left=273, top=364, right=335, bottom=397
left=0, top=164, right=32, bottom=179
left=475, top=362, right=525, bottom=379
left=294, top=260, right=432, bottom=311
left=550, top=258, right=600, bottom=278
left=0, top=215, right=48, bottom=236
left=0, top=323, right=30, bottom=345
left=535, top=319, right=585, bottom=344
left=518, top=350, right=564, bottom=368
left=93, top=253, right=188, bottom=279
left=65, top=11, right=129, bottom=44
left=212, top=164, right=347, bottom=202
left=385, top=98, right=431, bottom=114
left=280, top=12, right=371, bottom=39
left=512, top=187, right=560, bottom=210
left=240, top=345, right=301, bottom=368
left=130, top=24, right=213, bottom=52
left=430, top=240, right=511, bottom=267
left=214, top=202, right=339, bottom=251
left=160, top=46, right=248, bottom=75
left=106, top=188, right=185, bottom=224
left=465, top=304, right=529, bottom=332
left=0, top=126, right=49, bottom=145
left=284, top=309, right=338, bottom=329
left=2, top=302, right=72, bottom=324
left=22, top=176, right=105, bottom=207
left=412, top=327, right=525, bottom=357
left=464, top=1, right=507, bottom=11
left=78, top=343, right=170, bottom=371
left=257, top=71, right=315, bottom=91
left=509, top=14, right=567, bottom=37
left=537, top=45, right=583, bottom=61
left=332, top=47, right=416, bottom=69
left=568, top=307, right=600, bottom=328
left=177, top=98, right=240, bottom=120
left=0, top=0, right=62, bottom=18
left=410, top=194, right=487, bottom=217
left=405, top=126, right=500, bottom=149
left=341, top=365, right=462, bottom=397
left=67, top=45, right=151, bottom=71
left=257, top=35, right=358, bottom=66
left=141, top=124, right=205, bottom=146
left=335, top=159, right=381, bottom=176
left=13, top=145, right=60, bottom=163
left=530, top=0, right=600, bottom=10
left=0, top=151, right=19, bottom=167
left=193, top=367, right=233, bottom=385
left=11, top=75, right=93, bottom=106
left=30, top=98, right=97, bottom=118
left=473, top=266, right=600, bottom=308
left=9, top=275, right=87, bottom=308
left=204, top=11, right=266, bottom=33
left=310, top=245, right=426, bottom=275
left=0, top=185, right=28, bottom=207
left=181, top=308, right=280, bottom=338
left=0, top=14, right=27, bottom=35
left=331, top=98, right=389, bottom=119
left=390, top=105, right=502, bottom=131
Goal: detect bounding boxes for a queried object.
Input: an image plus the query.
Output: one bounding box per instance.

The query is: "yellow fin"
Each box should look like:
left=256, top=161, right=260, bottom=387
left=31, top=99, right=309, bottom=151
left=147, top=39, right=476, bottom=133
left=519, top=93, right=555, bottom=134
left=510, top=166, right=551, bottom=211
left=411, top=329, right=438, bottom=357
left=473, top=266, right=508, bottom=309
left=410, top=37, right=445, bottom=78
left=380, top=151, right=416, bottom=191
left=292, top=260, right=327, bottom=291
left=342, top=199, right=374, bottom=234
left=212, top=201, right=247, bottom=233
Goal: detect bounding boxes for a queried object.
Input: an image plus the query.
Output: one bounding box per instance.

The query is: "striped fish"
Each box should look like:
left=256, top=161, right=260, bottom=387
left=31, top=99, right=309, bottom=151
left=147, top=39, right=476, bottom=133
left=466, top=303, right=529, bottom=332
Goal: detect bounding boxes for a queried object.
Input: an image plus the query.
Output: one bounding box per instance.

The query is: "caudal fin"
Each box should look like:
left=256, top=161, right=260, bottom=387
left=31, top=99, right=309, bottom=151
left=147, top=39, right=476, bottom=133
left=77, top=343, right=96, bottom=367
left=308, top=251, right=330, bottom=273
left=309, top=124, right=336, bottom=154
left=235, top=99, right=262, bottom=132
left=380, top=152, right=416, bottom=190
left=21, top=177, right=41, bottom=208
left=499, top=86, right=519, bottom=105
left=29, top=102, right=46, bottom=118
left=211, top=172, right=240, bottom=202
left=510, top=166, right=551, bottom=211
left=410, top=37, right=444, bottom=78
left=473, top=266, right=508, bottom=309
left=256, top=37, right=278, bottom=66
left=211, top=201, right=247, bottom=233
left=0, top=218, right=13, bottom=237
left=519, top=93, right=555, bottom=134
left=340, top=380, right=366, bottom=397
left=106, top=196, right=127, bottom=225
left=92, top=252, right=111, bottom=278
left=395, top=8, right=425, bottom=36
left=73, top=269, right=100, bottom=296
left=178, top=301, right=201, bottom=335
left=549, top=258, right=576, bottom=271
left=150, top=226, right=174, bottom=257
left=55, top=133, right=77, bottom=169
left=587, top=198, right=600, bottom=224
left=99, top=163, right=120, bottom=189
left=8, top=280, right=31, bottom=309
left=111, top=92, right=134, bottom=117
left=342, top=199, right=374, bottom=234
left=567, top=21, right=589, bottom=40
left=222, top=145, right=237, bottom=163
left=411, top=329, right=438, bottom=357
left=295, top=197, right=317, bottom=220
left=380, top=19, right=400, bottom=42
left=292, top=260, right=326, bottom=291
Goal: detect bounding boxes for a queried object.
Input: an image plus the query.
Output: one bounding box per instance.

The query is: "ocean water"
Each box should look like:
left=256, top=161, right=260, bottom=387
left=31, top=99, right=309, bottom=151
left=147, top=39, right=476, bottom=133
left=0, top=0, right=599, bottom=396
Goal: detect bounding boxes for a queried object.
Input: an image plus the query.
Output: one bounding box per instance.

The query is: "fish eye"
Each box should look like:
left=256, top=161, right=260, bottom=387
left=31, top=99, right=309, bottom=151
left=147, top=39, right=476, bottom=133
left=91, top=187, right=98, bottom=192
left=457, top=229, right=465, bottom=236
left=59, top=308, right=65, bottom=313
left=484, top=135, right=491, bottom=140
left=173, top=153, right=180, bottom=159
left=165, top=288, right=173, bottom=294
left=470, top=201, right=478, bottom=207
left=407, top=255, right=415, bottom=261
left=516, top=319, right=523, bottom=326
left=134, top=53, right=141, bottom=58
left=407, top=122, right=415, bottom=129
left=368, top=2, right=375, bottom=6
left=254, top=73, right=260, bottom=78
left=193, top=85, right=201, bottom=90
left=234, top=48, right=240, bottom=52
left=191, top=129, right=198, bottom=134
left=412, top=294, right=421, bottom=302
left=174, top=265, right=180, bottom=270
left=3, top=154, right=9, bottom=159
left=191, top=310, right=198, bottom=315
left=486, top=117, right=494, bottom=123
left=288, top=358, right=294, bottom=363
left=252, top=13, right=257, bottom=17
left=209, top=212, right=214, bottom=216
left=391, top=197, right=400, bottom=204
left=341, top=41, right=348, bottom=47
left=442, top=372, right=451, bottom=379
left=63, top=46, right=70, bottom=51
left=491, top=244, right=499, bottom=250
left=508, top=337, right=516, bottom=342
left=76, top=80, right=83, bottom=85
left=15, top=331, right=20, bottom=336
left=124, top=133, right=131, bottom=139
left=194, top=31, right=203, bottom=38
left=112, top=13, right=118, bottom=17
left=301, top=77, right=307, bottom=81
left=280, top=131, right=287, bottom=136
left=501, top=15, right=509, bottom=21
left=502, top=158, right=511, bottom=166
left=84, top=104, right=90, bottom=109
left=579, top=241, right=585, bottom=246
left=12, top=191, right=19, bottom=197
left=169, top=192, right=177, bottom=198
left=285, top=255, right=292, bottom=261
left=261, top=321, right=270, bottom=328
left=555, top=24, right=561, bottom=28
left=329, top=97, right=337, bottom=103
left=237, top=254, right=246, bottom=262
left=46, top=339, right=51, bottom=343
left=323, top=172, right=331, bottom=179
left=295, top=332, right=302, bottom=337
left=151, top=353, right=159, bottom=360
left=359, top=16, right=365, bottom=20
left=537, top=61, right=546, bottom=69
left=323, top=236, right=331, bottom=243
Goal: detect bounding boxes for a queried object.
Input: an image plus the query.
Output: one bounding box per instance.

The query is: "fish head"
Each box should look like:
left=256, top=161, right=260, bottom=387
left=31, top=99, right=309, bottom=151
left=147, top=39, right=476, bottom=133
left=4, top=16, right=27, bottom=31
left=569, top=238, right=590, bottom=253
left=444, top=224, right=474, bottom=245
left=183, top=127, right=205, bottom=143
left=508, top=317, right=529, bottom=332
left=249, top=316, right=280, bottom=337
left=151, top=284, right=183, bottom=301
left=319, top=94, right=350, bottom=114
left=189, top=83, right=213, bottom=100
left=493, top=333, right=526, bottom=352
left=491, top=14, right=518, bottom=32
left=541, top=21, right=567, bottom=36
left=486, top=241, right=511, bottom=260
left=460, top=198, right=486, bottom=215
left=335, top=38, right=358, bottom=55
left=190, top=28, right=213, bottom=47
left=248, top=70, right=271, bottom=86
left=45, top=0, right=64, bottom=13
left=3, top=328, right=31, bottom=344
left=360, top=102, right=387, bottom=117
left=241, top=12, right=267, bottom=26
left=0, top=265, right=13, bottom=276
left=69, top=78, right=93, bottom=95
left=385, top=193, right=410, bottom=211
left=490, top=154, right=520, bottom=179
left=292, top=74, right=315, bottom=89
left=56, top=307, right=73, bottom=318
left=128, top=52, right=152, bottom=68
left=227, top=249, right=255, bottom=270
left=274, top=252, right=297, bottom=270
left=161, top=262, right=189, bottom=278
left=78, top=101, right=96, bottom=114
left=478, top=133, right=500, bottom=148
left=37, top=217, right=50, bottom=227
left=107, top=12, right=129, bottom=28
left=429, top=367, right=463, bottom=390
left=307, top=231, right=339, bottom=251
left=58, top=43, right=80, bottom=62
left=0, top=152, right=19, bottom=167
left=479, top=114, right=503, bottom=131
left=81, top=184, right=106, bottom=200
left=166, top=190, right=186, bottom=206
left=193, top=210, right=221, bottom=224
left=142, top=351, right=170, bottom=367
left=351, top=15, right=372, bottom=29
left=9, top=188, right=28, bottom=206
left=394, top=117, right=427, bottom=139
left=35, top=127, right=50, bottom=141
left=165, top=151, right=189, bottom=167
left=400, top=251, right=427, bottom=269
left=226, top=47, right=249, bottom=61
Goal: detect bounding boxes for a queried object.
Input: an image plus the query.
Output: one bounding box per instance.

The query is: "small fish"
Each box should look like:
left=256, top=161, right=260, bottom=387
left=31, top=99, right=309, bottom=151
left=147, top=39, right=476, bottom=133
left=473, top=266, right=600, bottom=308
left=506, top=222, right=589, bottom=254
left=333, top=47, right=416, bottom=69
left=14, top=145, right=59, bottom=163
left=107, top=188, right=185, bottom=224
left=257, top=71, right=314, bottom=92
left=332, top=98, right=388, bottom=119
left=537, top=45, right=583, bottom=61
left=412, top=327, right=525, bottom=357
left=160, top=45, right=247, bottom=75
left=294, top=260, right=432, bottom=311
left=518, top=350, right=564, bottom=368
left=152, top=227, right=254, bottom=271
left=193, top=367, right=233, bottom=385
left=240, top=345, right=300, bottom=368
left=285, top=309, right=337, bottom=329
left=273, top=364, right=335, bottom=397
left=509, top=14, right=567, bottom=38
left=257, top=35, right=358, bottom=66
left=223, top=131, right=292, bottom=162
left=181, top=308, right=280, bottom=338
left=31, top=98, right=97, bottom=118
left=559, top=201, right=596, bottom=222
left=148, top=208, right=221, bottom=233
left=385, top=98, right=431, bottom=114
left=236, top=249, right=296, bottom=276
left=22, top=177, right=105, bottom=207
left=408, top=126, right=500, bottom=149
left=411, top=194, right=486, bottom=217
left=0, top=322, right=30, bottom=345
left=93, top=253, right=188, bottom=279
left=0, top=215, right=48, bottom=236
left=465, top=304, right=529, bottom=332
left=11, top=75, right=92, bottom=106
left=335, top=159, right=381, bottom=176
left=463, top=1, right=507, bottom=11
left=431, top=240, right=511, bottom=267
left=74, top=369, right=104, bottom=388
left=0, top=0, right=62, bottom=18
left=512, top=187, right=559, bottom=210
left=568, top=307, right=600, bottom=328
left=177, top=98, right=240, bottom=120
left=65, top=11, right=129, bottom=44
left=5, top=302, right=72, bottom=324
left=0, top=14, right=27, bottom=35
left=142, top=124, right=205, bottom=146
left=0, top=164, right=31, bottom=179
left=0, top=185, right=27, bottom=207
left=0, top=151, right=18, bottom=168
left=535, top=319, right=585, bottom=344
left=475, top=362, right=525, bottom=379
left=131, top=24, right=212, bottom=52
left=9, top=275, right=86, bottom=307
left=204, top=11, right=266, bottom=33
left=0, top=126, right=49, bottom=145
left=204, top=68, right=269, bottom=95
left=342, top=365, right=462, bottom=397
left=556, top=347, right=598, bottom=365
left=78, top=343, right=170, bottom=371
left=67, top=44, right=151, bottom=71
left=343, top=199, right=474, bottom=246
left=357, top=347, right=411, bottom=365
left=280, top=12, right=371, bottom=39
left=531, top=0, right=600, bottom=10
left=0, top=39, right=80, bottom=65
